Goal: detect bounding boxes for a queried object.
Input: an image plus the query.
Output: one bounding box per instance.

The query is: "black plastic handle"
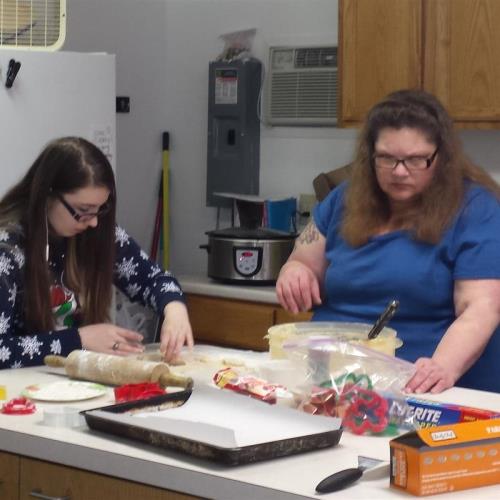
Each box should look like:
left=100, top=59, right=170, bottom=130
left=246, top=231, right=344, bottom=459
left=315, top=467, right=363, bottom=493
left=367, top=299, right=399, bottom=339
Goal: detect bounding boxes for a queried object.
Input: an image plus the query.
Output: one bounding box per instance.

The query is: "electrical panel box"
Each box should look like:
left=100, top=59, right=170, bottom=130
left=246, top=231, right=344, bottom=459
left=206, top=58, right=262, bottom=207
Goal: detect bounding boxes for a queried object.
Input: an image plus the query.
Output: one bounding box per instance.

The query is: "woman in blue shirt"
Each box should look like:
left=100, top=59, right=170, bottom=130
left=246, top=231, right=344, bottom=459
left=0, top=137, right=193, bottom=368
left=276, top=90, right=500, bottom=393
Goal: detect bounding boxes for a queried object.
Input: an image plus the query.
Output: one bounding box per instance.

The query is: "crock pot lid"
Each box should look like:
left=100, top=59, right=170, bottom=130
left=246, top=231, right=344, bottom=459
left=206, top=227, right=296, bottom=240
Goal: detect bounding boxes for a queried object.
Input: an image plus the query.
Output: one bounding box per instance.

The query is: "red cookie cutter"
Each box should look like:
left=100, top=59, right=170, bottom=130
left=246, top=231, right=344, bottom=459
left=1, top=397, right=36, bottom=415
left=341, top=388, right=389, bottom=435
left=114, top=382, right=165, bottom=403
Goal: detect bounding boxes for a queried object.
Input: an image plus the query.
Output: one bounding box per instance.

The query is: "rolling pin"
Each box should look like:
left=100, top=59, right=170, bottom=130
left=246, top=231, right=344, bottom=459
left=44, top=350, right=193, bottom=389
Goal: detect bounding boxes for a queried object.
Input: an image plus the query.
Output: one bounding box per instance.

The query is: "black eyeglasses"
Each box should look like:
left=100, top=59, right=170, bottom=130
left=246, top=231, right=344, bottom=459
left=373, top=148, right=439, bottom=171
left=56, top=193, right=111, bottom=222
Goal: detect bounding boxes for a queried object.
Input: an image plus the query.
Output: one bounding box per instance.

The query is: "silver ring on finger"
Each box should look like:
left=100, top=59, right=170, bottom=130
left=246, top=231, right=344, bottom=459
left=112, top=341, right=120, bottom=351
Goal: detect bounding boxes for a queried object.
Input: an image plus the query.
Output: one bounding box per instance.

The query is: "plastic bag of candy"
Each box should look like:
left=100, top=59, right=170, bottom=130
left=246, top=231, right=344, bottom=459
left=282, top=337, right=416, bottom=435
left=213, top=367, right=295, bottom=407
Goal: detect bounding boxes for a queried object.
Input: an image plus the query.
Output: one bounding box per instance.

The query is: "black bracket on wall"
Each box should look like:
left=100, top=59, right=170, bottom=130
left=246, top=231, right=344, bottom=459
left=116, top=96, right=130, bottom=113
left=5, top=59, right=21, bottom=88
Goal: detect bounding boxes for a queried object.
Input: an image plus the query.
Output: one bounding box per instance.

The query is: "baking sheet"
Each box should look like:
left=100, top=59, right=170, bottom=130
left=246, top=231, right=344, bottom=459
left=83, top=385, right=342, bottom=465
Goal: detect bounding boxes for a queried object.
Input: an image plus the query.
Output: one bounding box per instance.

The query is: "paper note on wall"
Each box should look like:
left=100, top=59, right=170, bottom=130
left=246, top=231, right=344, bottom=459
left=91, top=125, right=114, bottom=166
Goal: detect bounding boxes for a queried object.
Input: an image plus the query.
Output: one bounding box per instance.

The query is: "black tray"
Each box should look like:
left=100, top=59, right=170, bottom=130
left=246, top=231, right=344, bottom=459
left=82, top=391, right=343, bottom=466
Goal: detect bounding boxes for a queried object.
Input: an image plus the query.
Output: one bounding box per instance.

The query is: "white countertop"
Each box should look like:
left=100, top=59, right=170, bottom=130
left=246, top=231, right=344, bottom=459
left=178, top=274, right=279, bottom=304
left=1, top=352, right=500, bottom=499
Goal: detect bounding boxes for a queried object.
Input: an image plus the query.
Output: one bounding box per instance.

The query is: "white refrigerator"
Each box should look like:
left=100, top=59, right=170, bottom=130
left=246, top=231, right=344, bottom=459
left=0, top=49, right=116, bottom=196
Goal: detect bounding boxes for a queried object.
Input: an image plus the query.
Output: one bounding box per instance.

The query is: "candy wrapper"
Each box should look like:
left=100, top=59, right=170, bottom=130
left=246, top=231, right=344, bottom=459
left=283, top=337, right=416, bottom=435
left=213, top=367, right=295, bottom=407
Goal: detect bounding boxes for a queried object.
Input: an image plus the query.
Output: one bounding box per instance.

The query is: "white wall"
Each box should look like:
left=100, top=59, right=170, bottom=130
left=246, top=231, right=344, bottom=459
left=64, top=0, right=169, bottom=263
left=64, top=0, right=500, bottom=277
left=0, top=51, right=115, bottom=196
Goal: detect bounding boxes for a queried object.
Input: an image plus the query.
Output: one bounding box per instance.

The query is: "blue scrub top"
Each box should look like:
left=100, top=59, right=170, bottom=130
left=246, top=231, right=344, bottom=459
left=313, top=182, right=500, bottom=392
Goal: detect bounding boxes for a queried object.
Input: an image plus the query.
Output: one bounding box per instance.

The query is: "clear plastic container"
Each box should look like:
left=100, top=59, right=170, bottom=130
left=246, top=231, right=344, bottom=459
left=266, top=321, right=402, bottom=359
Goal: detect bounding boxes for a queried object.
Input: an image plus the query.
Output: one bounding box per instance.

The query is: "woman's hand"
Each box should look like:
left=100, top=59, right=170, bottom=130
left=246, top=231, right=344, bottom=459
left=404, top=357, right=457, bottom=394
left=276, top=221, right=327, bottom=314
left=159, top=301, right=194, bottom=362
left=78, top=324, right=144, bottom=355
left=276, top=261, right=322, bottom=314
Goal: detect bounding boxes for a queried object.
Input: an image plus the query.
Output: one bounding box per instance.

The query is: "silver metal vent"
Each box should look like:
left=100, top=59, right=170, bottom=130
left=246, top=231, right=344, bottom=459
left=295, top=46, right=337, bottom=68
left=266, top=45, right=337, bottom=126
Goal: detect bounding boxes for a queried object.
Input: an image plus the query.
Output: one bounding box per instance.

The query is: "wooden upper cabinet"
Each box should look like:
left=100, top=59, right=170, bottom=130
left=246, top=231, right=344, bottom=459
left=424, top=0, right=500, bottom=125
left=340, top=0, right=500, bottom=128
left=339, top=0, right=422, bottom=125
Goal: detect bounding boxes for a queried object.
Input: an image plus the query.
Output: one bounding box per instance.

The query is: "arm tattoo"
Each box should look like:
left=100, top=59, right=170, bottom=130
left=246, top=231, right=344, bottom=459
left=297, top=221, right=320, bottom=245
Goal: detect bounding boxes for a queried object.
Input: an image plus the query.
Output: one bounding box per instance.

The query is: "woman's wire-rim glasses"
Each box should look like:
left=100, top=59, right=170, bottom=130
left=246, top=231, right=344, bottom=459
left=56, top=193, right=111, bottom=222
left=373, top=148, right=439, bottom=171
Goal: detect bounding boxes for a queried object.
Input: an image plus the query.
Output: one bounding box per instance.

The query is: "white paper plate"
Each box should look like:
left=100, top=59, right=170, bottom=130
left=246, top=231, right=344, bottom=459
left=22, top=381, right=108, bottom=402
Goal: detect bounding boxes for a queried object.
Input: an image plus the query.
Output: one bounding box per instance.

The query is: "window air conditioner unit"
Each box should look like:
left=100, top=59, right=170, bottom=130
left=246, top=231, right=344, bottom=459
left=0, top=0, right=66, bottom=51
left=265, top=45, right=337, bottom=126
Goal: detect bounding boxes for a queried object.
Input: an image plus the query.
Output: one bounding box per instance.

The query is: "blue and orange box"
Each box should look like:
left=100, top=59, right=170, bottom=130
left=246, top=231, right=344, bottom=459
left=405, top=397, right=500, bottom=428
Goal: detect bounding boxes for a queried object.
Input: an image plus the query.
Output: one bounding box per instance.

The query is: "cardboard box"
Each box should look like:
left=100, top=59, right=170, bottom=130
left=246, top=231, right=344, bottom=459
left=390, top=418, right=500, bottom=496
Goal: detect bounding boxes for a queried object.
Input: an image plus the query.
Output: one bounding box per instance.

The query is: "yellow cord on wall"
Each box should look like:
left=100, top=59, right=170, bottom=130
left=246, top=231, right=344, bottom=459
left=162, top=132, right=170, bottom=270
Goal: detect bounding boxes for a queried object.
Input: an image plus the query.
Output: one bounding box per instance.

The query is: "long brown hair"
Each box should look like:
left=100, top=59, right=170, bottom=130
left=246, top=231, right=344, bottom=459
left=0, top=137, right=116, bottom=330
left=342, top=89, right=500, bottom=246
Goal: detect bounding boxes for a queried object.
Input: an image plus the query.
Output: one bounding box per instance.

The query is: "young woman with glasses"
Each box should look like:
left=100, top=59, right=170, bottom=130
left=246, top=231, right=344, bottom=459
left=0, top=137, right=193, bottom=369
left=277, top=89, right=500, bottom=393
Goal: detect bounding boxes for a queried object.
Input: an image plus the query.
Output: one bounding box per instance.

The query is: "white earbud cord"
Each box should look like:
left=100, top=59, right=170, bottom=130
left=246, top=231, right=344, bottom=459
left=45, top=207, right=49, bottom=262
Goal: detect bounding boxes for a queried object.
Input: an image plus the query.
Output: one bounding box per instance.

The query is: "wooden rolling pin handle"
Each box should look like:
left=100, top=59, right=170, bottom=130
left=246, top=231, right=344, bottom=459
left=44, top=355, right=66, bottom=368
left=158, top=372, right=193, bottom=390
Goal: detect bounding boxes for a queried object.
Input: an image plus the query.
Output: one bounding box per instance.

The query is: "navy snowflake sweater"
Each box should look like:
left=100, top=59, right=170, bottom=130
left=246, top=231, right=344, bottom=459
left=0, top=225, right=185, bottom=369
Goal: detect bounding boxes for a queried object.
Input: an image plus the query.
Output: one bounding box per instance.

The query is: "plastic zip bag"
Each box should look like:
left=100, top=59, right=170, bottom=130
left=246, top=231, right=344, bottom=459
left=283, top=337, right=417, bottom=435
left=216, top=28, right=256, bottom=62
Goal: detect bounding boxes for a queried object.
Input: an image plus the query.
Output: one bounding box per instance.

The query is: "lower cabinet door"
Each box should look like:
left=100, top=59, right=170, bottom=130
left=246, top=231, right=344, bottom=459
left=19, top=457, right=197, bottom=500
left=186, top=294, right=274, bottom=351
left=0, top=451, right=19, bottom=500
left=186, top=294, right=314, bottom=351
left=274, top=308, right=313, bottom=325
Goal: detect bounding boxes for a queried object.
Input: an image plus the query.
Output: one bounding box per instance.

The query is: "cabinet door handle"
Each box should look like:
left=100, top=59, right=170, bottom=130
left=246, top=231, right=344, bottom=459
left=29, top=490, right=70, bottom=500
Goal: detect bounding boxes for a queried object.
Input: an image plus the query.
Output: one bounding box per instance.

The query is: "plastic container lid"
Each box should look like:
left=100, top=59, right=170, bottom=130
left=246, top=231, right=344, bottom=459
left=206, top=227, right=296, bottom=240
left=266, top=321, right=402, bottom=359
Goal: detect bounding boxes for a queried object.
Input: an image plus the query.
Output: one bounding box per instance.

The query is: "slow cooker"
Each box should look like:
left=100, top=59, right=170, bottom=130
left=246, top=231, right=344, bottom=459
left=200, top=227, right=296, bottom=284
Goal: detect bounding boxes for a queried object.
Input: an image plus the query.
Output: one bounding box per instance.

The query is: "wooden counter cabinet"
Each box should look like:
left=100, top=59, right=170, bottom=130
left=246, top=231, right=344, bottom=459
left=0, top=451, right=19, bottom=500
left=18, top=457, right=197, bottom=500
left=186, top=294, right=312, bottom=351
